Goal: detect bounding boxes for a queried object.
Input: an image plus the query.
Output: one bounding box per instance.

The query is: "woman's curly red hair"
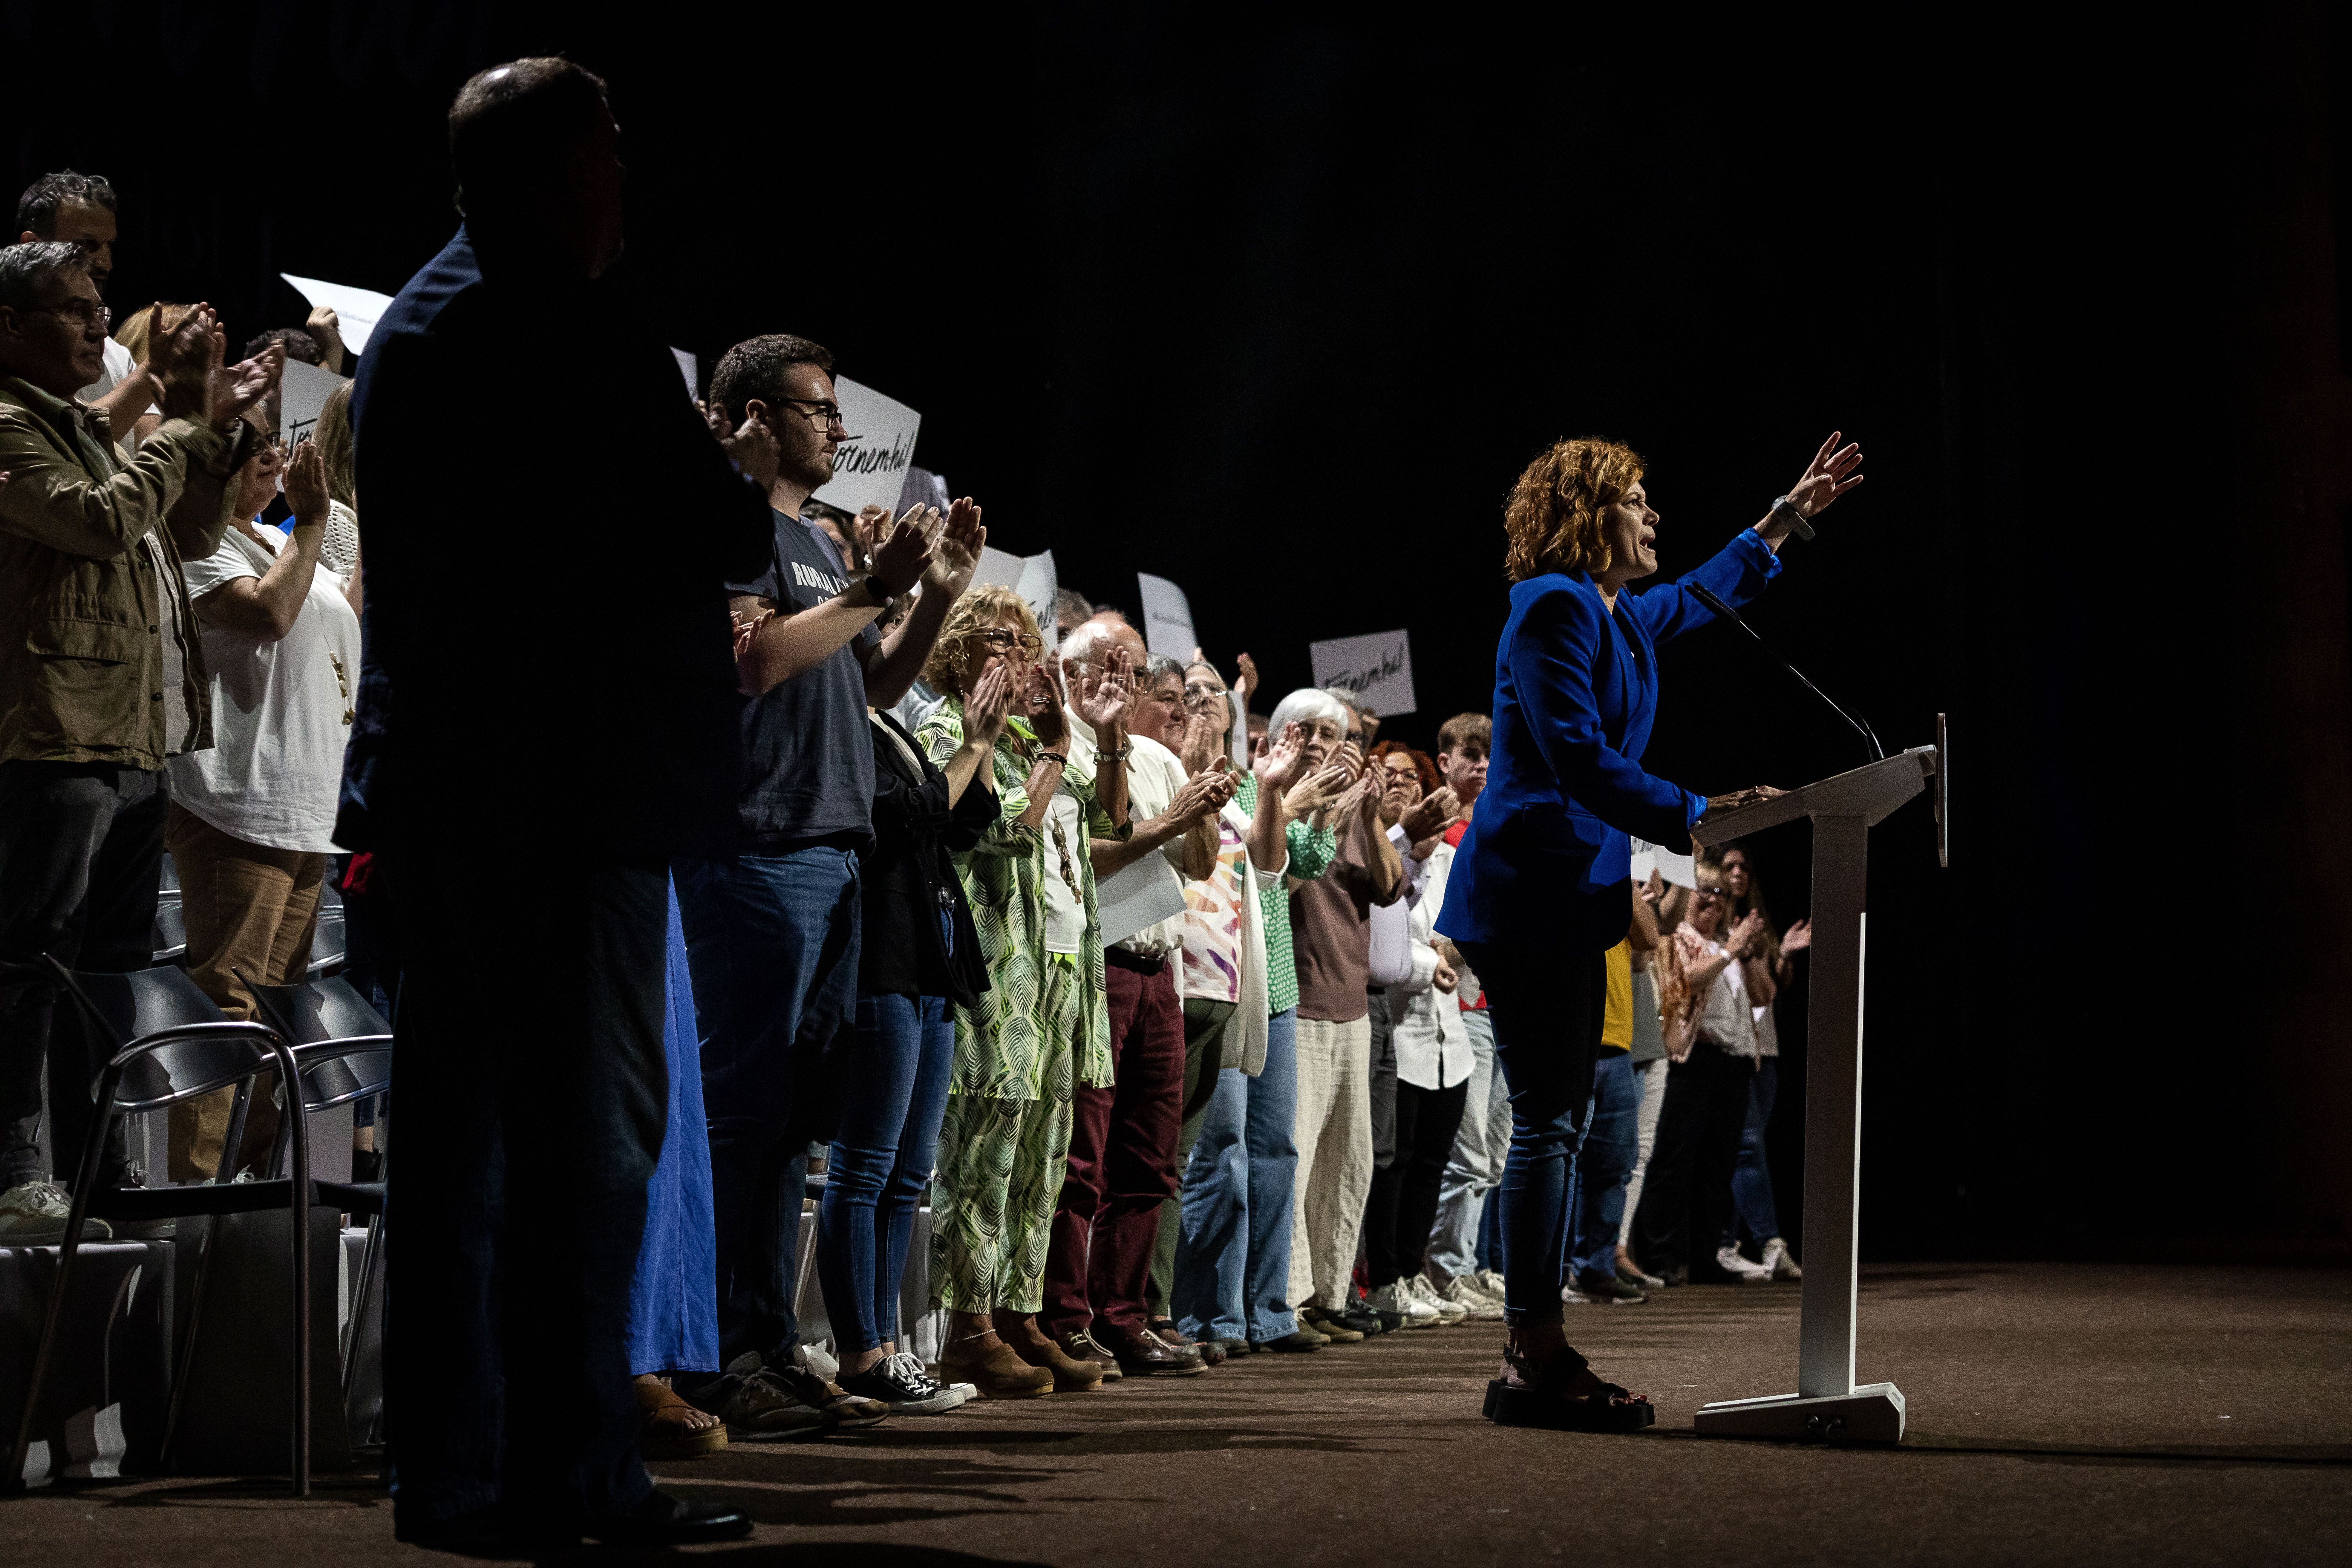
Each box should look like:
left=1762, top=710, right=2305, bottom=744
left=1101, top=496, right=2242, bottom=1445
left=1501, top=436, right=1646, bottom=582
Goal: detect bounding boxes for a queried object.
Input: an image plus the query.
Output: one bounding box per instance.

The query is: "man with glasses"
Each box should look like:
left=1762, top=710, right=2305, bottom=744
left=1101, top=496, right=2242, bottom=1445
left=16, top=171, right=157, bottom=444
left=0, top=240, right=275, bottom=1243
left=676, top=331, right=989, bottom=1433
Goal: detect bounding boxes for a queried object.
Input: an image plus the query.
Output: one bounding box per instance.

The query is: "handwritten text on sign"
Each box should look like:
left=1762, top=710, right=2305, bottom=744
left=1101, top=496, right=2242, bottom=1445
left=811, top=376, right=921, bottom=515
left=1309, top=628, right=1416, bottom=717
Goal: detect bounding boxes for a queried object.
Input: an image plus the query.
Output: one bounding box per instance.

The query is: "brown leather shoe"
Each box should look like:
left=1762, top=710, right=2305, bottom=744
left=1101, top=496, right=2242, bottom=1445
left=1098, top=1323, right=1209, bottom=1377
left=1055, top=1326, right=1126, bottom=1382
left=994, top=1311, right=1106, bottom=1391
left=936, top=1338, right=1054, bottom=1400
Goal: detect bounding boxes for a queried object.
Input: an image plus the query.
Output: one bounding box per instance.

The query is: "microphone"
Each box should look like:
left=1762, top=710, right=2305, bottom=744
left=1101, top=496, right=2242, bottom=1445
left=1687, top=583, right=1884, bottom=762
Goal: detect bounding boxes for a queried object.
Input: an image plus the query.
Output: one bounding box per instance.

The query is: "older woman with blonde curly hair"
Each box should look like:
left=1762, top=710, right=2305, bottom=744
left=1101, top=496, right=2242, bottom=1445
left=1434, top=430, right=1864, bottom=1432
left=916, top=584, right=1137, bottom=1399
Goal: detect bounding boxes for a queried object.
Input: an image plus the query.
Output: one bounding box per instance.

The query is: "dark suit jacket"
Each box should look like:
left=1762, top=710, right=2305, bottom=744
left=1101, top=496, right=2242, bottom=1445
left=1437, top=529, right=1782, bottom=954
left=336, top=227, right=773, bottom=858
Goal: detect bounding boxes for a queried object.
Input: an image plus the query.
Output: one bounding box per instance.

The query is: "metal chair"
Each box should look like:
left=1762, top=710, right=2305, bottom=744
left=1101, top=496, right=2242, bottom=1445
left=245, top=977, right=390, bottom=1441
left=305, top=884, right=346, bottom=979
left=149, top=902, right=187, bottom=967
left=3, top=959, right=322, bottom=1496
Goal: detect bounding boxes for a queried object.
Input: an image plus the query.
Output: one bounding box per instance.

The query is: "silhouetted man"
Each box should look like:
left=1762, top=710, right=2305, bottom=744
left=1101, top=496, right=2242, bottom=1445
left=341, top=58, right=773, bottom=1549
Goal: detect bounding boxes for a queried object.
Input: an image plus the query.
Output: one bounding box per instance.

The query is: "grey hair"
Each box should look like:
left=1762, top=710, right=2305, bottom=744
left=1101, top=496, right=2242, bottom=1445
left=1268, top=686, right=1350, bottom=740
left=0, top=241, right=92, bottom=313
left=1057, top=611, right=1134, bottom=668
left=1322, top=685, right=1364, bottom=715
left=1142, top=654, right=1185, bottom=687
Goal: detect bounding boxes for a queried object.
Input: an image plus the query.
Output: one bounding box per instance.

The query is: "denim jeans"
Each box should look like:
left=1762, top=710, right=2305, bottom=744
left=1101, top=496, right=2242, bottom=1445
left=0, top=761, right=161, bottom=1189
left=1455, top=942, right=1605, bottom=1325
left=1428, top=1006, right=1504, bottom=1279
left=383, top=853, right=667, bottom=1535
left=1566, top=1051, right=1639, bottom=1282
left=674, top=845, right=862, bottom=1369
left=1729, top=1055, right=1782, bottom=1246
left=818, top=992, right=955, bottom=1352
left=1173, top=1007, right=1300, bottom=1344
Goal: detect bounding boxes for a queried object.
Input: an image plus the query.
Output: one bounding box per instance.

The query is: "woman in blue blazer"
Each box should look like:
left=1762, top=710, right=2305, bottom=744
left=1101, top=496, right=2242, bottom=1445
left=1436, top=431, right=1863, bottom=1429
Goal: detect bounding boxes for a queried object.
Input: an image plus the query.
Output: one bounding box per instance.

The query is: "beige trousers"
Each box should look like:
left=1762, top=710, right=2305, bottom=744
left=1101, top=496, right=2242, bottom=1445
left=1286, top=1014, right=1373, bottom=1310
left=163, top=804, right=328, bottom=1182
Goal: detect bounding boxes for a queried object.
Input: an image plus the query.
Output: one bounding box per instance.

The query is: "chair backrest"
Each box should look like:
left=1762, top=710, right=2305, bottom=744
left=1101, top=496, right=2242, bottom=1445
left=290, top=1040, right=393, bottom=1112
left=53, top=965, right=266, bottom=1114
left=152, top=902, right=188, bottom=965
left=159, top=851, right=181, bottom=902
left=67, top=965, right=228, bottom=1051
left=249, top=978, right=391, bottom=1113
left=306, top=902, right=347, bottom=978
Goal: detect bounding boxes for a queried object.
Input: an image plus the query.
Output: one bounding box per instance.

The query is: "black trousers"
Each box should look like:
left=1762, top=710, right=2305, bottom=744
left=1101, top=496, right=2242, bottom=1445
left=0, top=761, right=162, bottom=1190
left=1364, top=1076, right=1470, bottom=1288
left=382, top=850, right=668, bottom=1535
left=1637, top=1045, right=1754, bottom=1276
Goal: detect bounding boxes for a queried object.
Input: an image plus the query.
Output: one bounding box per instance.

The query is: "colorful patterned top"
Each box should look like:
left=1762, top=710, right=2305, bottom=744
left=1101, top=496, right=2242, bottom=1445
left=1180, top=806, right=1249, bottom=1004
left=919, top=699, right=1118, bottom=1098
left=1233, top=773, right=1336, bottom=1017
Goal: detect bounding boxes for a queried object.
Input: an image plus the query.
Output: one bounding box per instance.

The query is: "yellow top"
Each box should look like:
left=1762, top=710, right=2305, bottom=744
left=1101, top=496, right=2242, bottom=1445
left=1602, top=939, right=1634, bottom=1051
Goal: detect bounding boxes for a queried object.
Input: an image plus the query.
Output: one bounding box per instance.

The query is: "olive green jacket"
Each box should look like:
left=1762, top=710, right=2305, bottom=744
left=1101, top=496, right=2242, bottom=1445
left=0, top=376, right=252, bottom=768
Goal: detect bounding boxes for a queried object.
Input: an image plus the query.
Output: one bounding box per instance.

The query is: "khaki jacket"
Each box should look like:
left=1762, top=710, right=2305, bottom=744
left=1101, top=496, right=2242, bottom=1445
left=0, top=376, right=251, bottom=769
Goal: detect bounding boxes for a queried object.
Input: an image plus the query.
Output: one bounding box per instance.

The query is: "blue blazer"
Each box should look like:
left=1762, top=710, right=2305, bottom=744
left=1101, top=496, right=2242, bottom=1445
left=1436, top=529, right=1782, bottom=955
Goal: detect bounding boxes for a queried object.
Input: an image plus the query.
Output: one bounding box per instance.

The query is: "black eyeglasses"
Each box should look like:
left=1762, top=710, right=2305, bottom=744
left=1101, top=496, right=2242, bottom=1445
left=773, top=397, right=848, bottom=433
left=974, top=628, right=1043, bottom=658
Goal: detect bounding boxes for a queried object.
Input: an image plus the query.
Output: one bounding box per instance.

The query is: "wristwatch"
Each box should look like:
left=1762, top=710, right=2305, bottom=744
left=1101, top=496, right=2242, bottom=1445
left=1769, top=495, right=1816, bottom=542
left=850, top=576, right=890, bottom=609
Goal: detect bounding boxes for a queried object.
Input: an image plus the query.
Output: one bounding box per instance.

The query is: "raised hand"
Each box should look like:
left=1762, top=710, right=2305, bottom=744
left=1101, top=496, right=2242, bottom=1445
left=303, top=304, right=345, bottom=371
left=1179, top=706, right=1225, bottom=775
left=1076, top=645, right=1135, bottom=733
left=923, top=496, right=986, bottom=594
left=1234, top=652, right=1258, bottom=706
left=1728, top=910, right=1764, bottom=956
left=211, top=340, right=285, bottom=432
left=1781, top=917, right=1811, bottom=956
left=702, top=399, right=781, bottom=492
left=1400, top=785, right=1459, bottom=843
left=284, top=439, right=330, bottom=525
left=867, top=505, right=938, bottom=595
left=965, top=661, right=1015, bottom=751
left=151, top=303, right=222, bottom=421
left=1786, top=430, right=1865, bottom=518
left=1256, top=721, right=1306, bottom=791
left=1283, top=760, right=1351, bottom=818
left=1334, top=740, right=1365, bottom=784
left=1023, top=664, right=1066, bottom=748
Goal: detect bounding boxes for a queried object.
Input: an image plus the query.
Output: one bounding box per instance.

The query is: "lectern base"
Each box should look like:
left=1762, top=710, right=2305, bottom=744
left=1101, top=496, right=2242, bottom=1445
left=1693, top=1383, right=1906, bottom=1444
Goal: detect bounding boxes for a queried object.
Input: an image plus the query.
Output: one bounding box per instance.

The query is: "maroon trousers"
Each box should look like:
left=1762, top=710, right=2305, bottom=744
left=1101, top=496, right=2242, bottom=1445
left=1040, top=956, right=1187, bottom=1336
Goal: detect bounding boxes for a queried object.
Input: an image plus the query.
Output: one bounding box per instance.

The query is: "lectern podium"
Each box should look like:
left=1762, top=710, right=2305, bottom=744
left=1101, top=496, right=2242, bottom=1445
left=1687, top=737, right=1944, bottom=1444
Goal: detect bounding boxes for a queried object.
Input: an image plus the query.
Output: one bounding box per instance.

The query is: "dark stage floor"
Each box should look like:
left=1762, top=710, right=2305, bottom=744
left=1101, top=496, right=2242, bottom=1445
left=3, top=1262, right=2344, bottom=1566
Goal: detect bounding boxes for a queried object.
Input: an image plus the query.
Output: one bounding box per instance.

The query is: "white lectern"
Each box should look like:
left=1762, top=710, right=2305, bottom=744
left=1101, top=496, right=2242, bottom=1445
left=1688, top=732, right=1944, bottom=1444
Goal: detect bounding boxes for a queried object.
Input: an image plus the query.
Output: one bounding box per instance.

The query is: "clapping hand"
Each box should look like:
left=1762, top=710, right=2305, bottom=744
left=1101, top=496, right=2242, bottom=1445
left=1785, top=431, right=1865, bottom=520
left=1075, top=645, right=1135, bottom=734
left=283, top=439, right=329, bottom=525
left=1727, top=910, right=1764, bottom=957
left=702, top=399, right=781, bottom=492
left=1256, top=721, right=1307, bottom=791
left=1282, top=760, right=1351, bottom=818
left=867, top=504, right=940, bottom=596
left=1781, top=917, right=1811, bottom=956
left=964, top=662, right=1015, bottom=751
left=1179, top=706, right=1226, bottom=775
left=922, top=496, right=986, bottom=595
left=1169, top=759, right=1236, bottom=825
left=1400, top=785, right=1459, bottom=843
left=1023, top=664, right=1066, bottom=748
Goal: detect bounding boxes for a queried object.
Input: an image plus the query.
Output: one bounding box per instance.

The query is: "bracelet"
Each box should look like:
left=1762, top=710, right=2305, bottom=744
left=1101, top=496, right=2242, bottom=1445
left=1038, top=751, right=1068, bottom=768
left=1769, top=494, right=1816, bottom=542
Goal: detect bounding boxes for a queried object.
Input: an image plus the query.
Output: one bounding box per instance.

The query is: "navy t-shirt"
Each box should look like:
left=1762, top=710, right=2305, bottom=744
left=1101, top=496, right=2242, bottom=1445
left=727, top=512, right=880, bottom=850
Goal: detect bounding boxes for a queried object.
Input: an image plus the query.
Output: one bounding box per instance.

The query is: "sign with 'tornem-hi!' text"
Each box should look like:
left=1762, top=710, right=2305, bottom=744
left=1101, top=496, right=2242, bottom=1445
left=812, top=376, right=920, bottom=516
left=1309, top=628, right=1416, bottom=717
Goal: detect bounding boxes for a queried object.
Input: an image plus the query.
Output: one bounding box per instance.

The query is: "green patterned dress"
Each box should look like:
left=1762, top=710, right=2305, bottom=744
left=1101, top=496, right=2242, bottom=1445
left=918, top=698, right=1120, bottom=1312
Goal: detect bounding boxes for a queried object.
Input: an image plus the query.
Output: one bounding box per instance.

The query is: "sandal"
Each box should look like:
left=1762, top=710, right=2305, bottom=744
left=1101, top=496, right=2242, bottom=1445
left=1481, top=1342, right=1654, bottom=1433
left=636, top=1374, right=730, bottom=1460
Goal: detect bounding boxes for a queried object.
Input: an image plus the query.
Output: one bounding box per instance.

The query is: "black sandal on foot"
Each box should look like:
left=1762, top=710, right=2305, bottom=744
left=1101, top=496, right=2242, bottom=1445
left=1481, top=1343, right=1655, bottom=1432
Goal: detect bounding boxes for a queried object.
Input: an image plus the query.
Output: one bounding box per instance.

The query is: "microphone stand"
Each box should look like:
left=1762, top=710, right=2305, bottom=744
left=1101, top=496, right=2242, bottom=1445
left=1687, top=584, right=1883, bottom=762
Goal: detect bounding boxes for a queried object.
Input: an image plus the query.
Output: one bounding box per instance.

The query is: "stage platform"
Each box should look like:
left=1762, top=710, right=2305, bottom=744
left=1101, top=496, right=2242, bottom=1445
left=1, top=1261, right=2343, bottom=1565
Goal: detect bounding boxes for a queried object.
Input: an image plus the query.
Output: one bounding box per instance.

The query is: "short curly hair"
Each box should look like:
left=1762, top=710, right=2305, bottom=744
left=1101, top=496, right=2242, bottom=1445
left=1501, top=436, right=1646, bottom=582
left=1369, top=739, right=1438, bottom=795
left=922, top=584, right=1041, bottom=696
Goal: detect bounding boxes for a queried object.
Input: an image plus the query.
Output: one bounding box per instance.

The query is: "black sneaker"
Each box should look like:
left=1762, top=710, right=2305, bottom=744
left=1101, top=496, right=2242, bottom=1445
left=1573, top=1269, right=1648, bottom=1305
left=838, top=1351, right=969, bottom=1415
left=1335, top=1302, right=1386, bottom=1337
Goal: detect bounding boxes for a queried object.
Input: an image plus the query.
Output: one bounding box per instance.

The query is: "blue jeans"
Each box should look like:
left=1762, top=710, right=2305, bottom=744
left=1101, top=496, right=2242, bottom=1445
left=817, top=992, right=956, bottom=1353
left=1566, top=1051, right=1639, bottom=1282
left=1729, top=1055, right=1781, bottom=1246
left=1173, top=1007, right=1300, bottom=1344
left=1455, top=942, right=1605, bottom=1325
left=674, top=846, right=862, bottom=1369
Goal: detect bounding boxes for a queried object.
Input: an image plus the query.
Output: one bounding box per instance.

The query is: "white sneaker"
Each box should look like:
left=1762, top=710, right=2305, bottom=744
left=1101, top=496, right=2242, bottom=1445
left=1760, top=1237, right=1803, bottom=1280
left=1404, top=1273, right=1468, bottom=1325
left=1366, top=1280, right=1440, bottom=1327
left=1471, top=1268, right=1509, bottom=1303
left=795, top=1343, right=842, bottom=1381
left=1436, top=1273, right=1504, bottom=1321
left=1715, top=1244, right=1772, bottom=1282
left=0, top=1181, right=108, bottom=1244
left=1562, top=1280, right=1593, bottom=1305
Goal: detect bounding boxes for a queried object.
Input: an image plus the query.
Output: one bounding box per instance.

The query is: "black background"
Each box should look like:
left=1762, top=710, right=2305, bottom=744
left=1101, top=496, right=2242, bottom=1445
left=9, top=2, right=2348, bottom=1260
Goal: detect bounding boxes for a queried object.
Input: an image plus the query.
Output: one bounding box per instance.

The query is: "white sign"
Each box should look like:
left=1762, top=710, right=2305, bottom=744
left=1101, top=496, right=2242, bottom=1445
left=811, top=375, right=919, bottom=515
left=972, top=547, right=1058, bottom=639
left=1093, top=851, right=1190, bottom=948
left=671, top=348, right=697, bottom=400
left=1630, top=838, right=1698, bottom=890
left=278, top=359, right=350, bottom=448
left=1309, top=628, right=1416, bottom=717
left=280, top=274, right=394, bottom=356
left=1135, top=573, right=1196, bottom=661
